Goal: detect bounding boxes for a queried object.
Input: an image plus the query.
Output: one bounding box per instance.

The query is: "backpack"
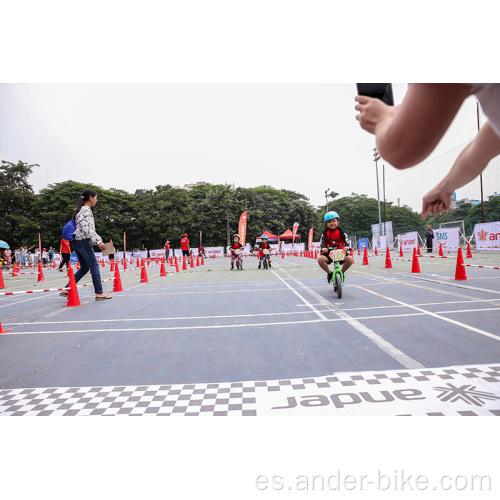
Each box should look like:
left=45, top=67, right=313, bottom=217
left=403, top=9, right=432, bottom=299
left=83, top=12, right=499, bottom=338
left=62, top=219, right=76, bottom=241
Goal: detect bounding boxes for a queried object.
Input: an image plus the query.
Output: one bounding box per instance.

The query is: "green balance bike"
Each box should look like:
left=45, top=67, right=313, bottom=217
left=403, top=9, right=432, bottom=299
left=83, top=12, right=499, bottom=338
left=329, top=248, right=345, bottom=299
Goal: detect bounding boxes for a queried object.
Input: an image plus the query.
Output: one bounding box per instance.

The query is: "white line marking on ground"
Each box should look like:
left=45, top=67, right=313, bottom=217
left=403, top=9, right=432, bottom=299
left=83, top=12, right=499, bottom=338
left=271, top=271, right=328, bottom=320
left=355, top=286, right=500, bottom=342
left=276, top=269, right=424, bottom=369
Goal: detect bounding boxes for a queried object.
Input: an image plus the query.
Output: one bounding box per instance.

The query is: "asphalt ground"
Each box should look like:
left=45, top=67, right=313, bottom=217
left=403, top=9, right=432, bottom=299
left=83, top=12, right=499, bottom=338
left=1, top=250, right=500, bottom=416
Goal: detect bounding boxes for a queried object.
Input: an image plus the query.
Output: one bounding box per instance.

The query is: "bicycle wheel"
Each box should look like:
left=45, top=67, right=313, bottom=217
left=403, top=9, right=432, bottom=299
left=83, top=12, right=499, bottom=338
left=263, top=258, right=268, bottom=269
left=239, top=258, right=243, bottom=270
left=335, top=273, right=342, bottom=299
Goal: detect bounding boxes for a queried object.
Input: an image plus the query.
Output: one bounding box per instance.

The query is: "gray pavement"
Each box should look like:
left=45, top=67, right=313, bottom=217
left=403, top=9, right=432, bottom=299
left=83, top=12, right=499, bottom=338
left=1, top=250, right=499, bottom=415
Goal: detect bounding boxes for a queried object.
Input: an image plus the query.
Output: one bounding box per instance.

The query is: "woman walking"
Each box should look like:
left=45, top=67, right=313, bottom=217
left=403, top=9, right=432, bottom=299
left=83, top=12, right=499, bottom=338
left=61, top=188, right=112, bottom=300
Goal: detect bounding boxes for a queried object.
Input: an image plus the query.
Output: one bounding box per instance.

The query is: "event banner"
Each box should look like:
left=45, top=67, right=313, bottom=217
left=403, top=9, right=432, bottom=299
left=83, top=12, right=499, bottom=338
left=371, top=221, right=393, bottom=241
left=358, top=238, right=369, bottom=250
left=292, top=222, right=299, bottom=244
left=308, top=227, right=313, bottom=249
left=433, top=228, right=459, bottom=252
left=398, top=231, right=419, bottom=252
left=474, top=221, right=500, bottom=250
left=239, top=211, right=248, bottom=247
left=372, top=236, right=387, bottom=251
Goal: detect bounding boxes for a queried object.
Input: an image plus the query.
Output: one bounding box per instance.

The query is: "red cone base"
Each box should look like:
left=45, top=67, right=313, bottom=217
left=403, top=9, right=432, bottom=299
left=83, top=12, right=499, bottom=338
left=113, top=264, right=123, bottom=292
left=362, top=247, right=369, bottom=265
left=385, top=247, right=392, bottom=269
left=64, top=267, right=81, bottom=307
left=411, top=248, right=421, bottom=273
left=454, top=247, right=467, bottom=280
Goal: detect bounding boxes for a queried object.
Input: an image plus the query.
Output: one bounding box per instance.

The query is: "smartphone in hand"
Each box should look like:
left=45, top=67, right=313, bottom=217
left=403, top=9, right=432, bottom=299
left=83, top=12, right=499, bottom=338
left=356, top=83, right=394, bottom=106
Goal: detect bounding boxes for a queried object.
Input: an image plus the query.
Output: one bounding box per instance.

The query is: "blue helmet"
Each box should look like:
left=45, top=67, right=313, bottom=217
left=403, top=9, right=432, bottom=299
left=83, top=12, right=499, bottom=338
left=261, top=234, right=269, bottom=240
left=324, top=211, right=339, bottom=222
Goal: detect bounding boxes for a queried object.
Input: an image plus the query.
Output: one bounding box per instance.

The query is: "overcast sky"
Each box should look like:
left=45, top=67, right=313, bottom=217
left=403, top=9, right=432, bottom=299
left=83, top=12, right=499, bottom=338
left=0, top=83, right=487, bottom=211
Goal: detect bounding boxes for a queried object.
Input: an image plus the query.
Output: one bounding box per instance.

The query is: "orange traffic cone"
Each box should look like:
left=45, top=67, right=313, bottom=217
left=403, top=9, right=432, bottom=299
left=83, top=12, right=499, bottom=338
left=411, top=247, right=421, bottom=273
left=77, top=260, right=80, bottom=270
left=140, top=262, right=149, bottom=283
left=466, top=242, right=473, bottom=259
left=0, top=320, right=10, bottom=334
left=110, top=260, right=115, bottom=272
left=37, top=262, right=44, bottom=282
left=201, top=254, right=204, bottom=265
left=362, top=247, right=369, bottom=265
left=175, top=258, right=180, bottom=273
left=454, top=247, right=467, bottom=280
left=439, top=243, right=444, bottom=257
left=53, top=260, right=57, bottom=269
left=357, top=247, right=360, bottom=256
left=385, top=247, right=392, bottom=269
left=282, top=251, right=285, bottom=259
left=196, top=255, right=200, bottom=267
left=374, top=246, right=378, bottom=256
left=113, top=263, right=123, bottom=292
left=160, top=260, right=167, bottom=276
left=417, top=245, right=422, bottom=257
left=182, top=257, right=187, bottom=270
left=64, top=267, right=81, bottom=307
left=399, top=244, right=403, bottom=257
left=0, top=267, right=5, bottom=289
left=190, top=255, right=195, bottom=268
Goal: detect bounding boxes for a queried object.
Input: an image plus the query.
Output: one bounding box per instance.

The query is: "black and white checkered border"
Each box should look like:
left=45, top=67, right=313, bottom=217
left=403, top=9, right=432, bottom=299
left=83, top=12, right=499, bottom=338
left=259, top=365, right=500, bottom=392
left=0, top=382, right=258, bottom=416
left=1, top=365, right=499, bottom=416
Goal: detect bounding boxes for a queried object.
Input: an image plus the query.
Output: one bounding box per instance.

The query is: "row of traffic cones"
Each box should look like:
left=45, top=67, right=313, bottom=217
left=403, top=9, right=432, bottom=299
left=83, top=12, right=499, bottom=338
left=384, top=246, right=468, bottom=280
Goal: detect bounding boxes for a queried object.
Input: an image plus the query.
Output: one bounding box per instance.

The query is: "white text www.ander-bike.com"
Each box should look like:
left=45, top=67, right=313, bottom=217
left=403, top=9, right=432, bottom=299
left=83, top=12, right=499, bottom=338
left=255, top=471, right=493, bottom=493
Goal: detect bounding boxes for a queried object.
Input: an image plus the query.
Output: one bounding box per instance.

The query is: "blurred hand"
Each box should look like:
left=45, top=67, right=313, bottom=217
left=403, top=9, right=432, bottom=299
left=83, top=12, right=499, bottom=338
left=98, top=242, right=106, bottom=251
left=421, top=186, right=453, bottom=220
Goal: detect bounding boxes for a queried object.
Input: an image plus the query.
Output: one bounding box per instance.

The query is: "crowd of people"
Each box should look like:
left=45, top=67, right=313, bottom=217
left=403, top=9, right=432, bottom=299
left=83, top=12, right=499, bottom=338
left=0, top=245, right=60, bottom=270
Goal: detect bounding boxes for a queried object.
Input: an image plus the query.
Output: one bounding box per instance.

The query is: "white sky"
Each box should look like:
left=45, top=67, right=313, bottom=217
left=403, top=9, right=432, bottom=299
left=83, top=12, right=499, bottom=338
left=1, top=1, right=497, bottom=213
left=0, top=83, right=488, bottom=210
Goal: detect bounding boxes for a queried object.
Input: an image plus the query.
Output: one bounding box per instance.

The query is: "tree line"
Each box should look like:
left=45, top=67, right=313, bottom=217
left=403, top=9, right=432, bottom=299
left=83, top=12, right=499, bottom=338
left=2, top=160, right=499, bottom=251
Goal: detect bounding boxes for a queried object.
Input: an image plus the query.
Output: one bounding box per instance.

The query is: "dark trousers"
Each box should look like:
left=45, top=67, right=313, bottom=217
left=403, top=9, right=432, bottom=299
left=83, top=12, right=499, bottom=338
left=59, top=253, right=71, bottom=269
left=426, top=239, right=433, bottom=253
left=66, top=239, right=103, bottom=294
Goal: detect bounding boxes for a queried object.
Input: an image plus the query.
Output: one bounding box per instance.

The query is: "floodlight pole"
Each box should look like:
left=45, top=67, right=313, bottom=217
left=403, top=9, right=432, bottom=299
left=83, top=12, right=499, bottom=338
left=325, top=188, right=330, bottom=212
left=374, top=148, right=382, bottom=237
left=477, top=103, right=484, bottom=223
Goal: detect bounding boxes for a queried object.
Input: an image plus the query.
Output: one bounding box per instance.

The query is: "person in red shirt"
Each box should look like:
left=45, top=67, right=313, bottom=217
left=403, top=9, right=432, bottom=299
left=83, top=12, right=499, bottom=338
left=58, top=238, right=71, bottom=272
left=318, top=211, right=353, bottom=283
left=181, top=233, right=190, bottom=257
left=257, top=234, right=272, bottom=269
left=230, top=234, right=243, bottom=270
left=165, top=239, right=171, bottom=261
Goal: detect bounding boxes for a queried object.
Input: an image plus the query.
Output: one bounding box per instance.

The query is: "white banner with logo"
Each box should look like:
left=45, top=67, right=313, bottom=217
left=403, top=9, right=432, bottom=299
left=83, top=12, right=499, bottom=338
left=474, top=222, right=500, bottom=250
left=372, top=236, right=387, bottom=251
left=433, top=228, right=459, bottom=252
left=397, top=231, right=419, bottom=252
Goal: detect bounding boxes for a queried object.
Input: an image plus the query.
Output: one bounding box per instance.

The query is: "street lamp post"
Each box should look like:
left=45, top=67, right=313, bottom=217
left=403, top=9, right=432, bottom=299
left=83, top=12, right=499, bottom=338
left=374, top=148, right=382, bottom=237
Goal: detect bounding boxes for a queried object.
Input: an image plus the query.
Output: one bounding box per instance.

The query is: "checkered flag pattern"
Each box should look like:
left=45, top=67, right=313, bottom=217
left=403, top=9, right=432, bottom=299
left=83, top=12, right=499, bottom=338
left=1, top=365, right=499, bottom=416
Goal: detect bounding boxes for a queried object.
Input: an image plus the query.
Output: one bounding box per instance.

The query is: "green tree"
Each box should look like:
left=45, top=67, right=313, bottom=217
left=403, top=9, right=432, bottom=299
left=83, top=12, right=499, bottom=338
left=21, top=180, right=137, bottom=251
left=134, top=185, right=194, bottom=250
left=0, top=160, right=39, bottom=246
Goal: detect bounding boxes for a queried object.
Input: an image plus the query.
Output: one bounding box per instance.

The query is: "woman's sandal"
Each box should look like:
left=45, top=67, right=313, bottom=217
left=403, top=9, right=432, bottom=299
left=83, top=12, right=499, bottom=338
left=60, top=291, right=68, bottom=297
left=95, top=294, right=112, bottom=301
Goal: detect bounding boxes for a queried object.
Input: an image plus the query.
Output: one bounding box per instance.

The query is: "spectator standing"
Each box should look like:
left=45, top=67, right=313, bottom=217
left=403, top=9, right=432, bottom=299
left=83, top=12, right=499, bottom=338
left=165, top=239, right=171, bottom=261
left=59, top=238, right=71, bottom=271
left=60, top=188, right=112, bottom=301
left=4, top=248, right=12, bottom=269
left=21, top=246, right=28, bottom=268
left=41, top=248, right=48, bottom=266
left=15, top=248, right=22, bottom=266
left=48, top=246, right=54, bottom=264
left=181, top=233, right=190, bottom=258
left=425, top=225, right=434, bottom=253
